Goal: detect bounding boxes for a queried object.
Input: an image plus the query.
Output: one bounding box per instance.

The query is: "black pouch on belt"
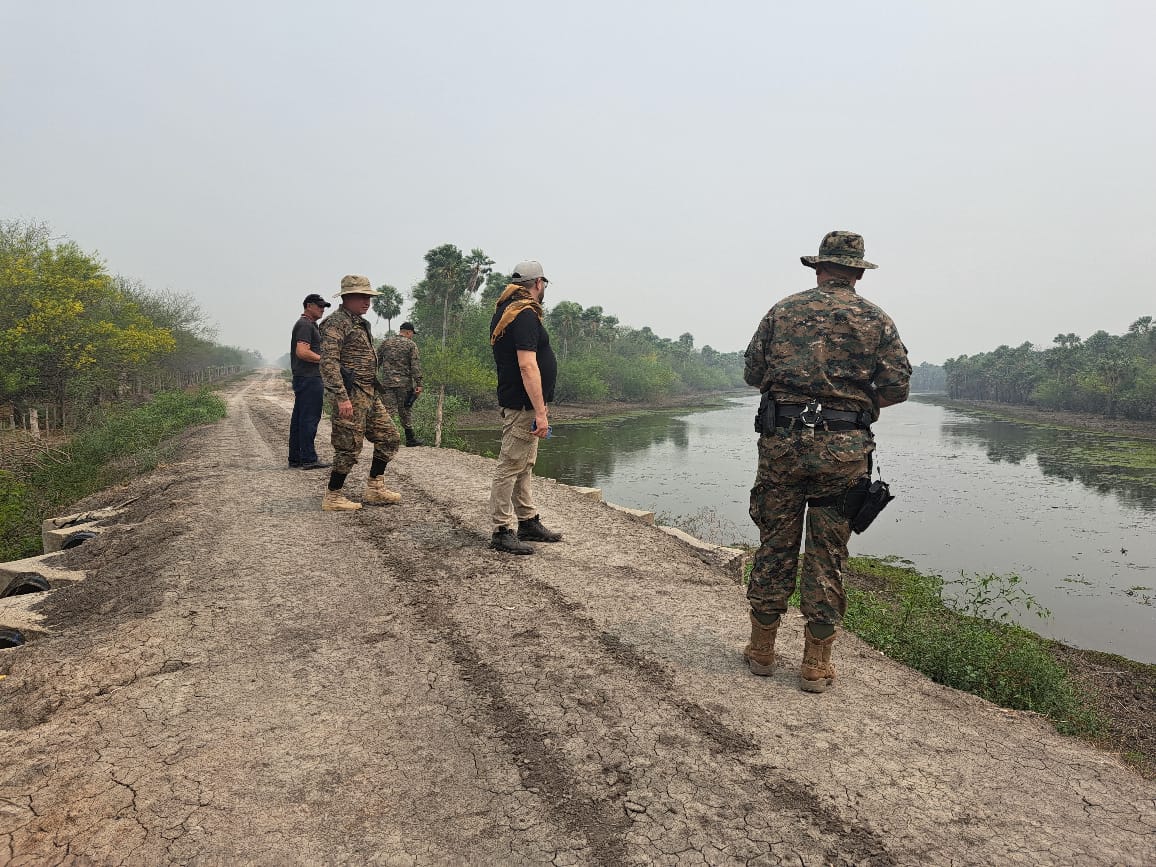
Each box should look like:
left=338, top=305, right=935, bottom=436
left=847, top=478, right=895, bottom=534
left=810, top=476, right=895, bottom=534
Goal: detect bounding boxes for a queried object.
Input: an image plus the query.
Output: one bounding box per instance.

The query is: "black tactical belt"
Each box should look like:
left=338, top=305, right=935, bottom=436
left=775, top=403, right=870, bottom=431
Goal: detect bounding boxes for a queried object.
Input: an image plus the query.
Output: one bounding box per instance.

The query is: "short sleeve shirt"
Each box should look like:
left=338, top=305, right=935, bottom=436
left=490, top=307, right=557, bottom=409
left=290, top=317, right=321, bottom=377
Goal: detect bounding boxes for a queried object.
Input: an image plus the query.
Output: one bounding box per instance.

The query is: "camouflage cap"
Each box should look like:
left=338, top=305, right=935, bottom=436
left=334, top=274, right=380, bottom=297
left=800, top=231, right=878, bottom=270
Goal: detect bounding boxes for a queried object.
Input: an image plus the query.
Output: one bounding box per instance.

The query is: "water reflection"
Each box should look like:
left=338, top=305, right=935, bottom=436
left=939, top=410, right=1156, bottom=512
left=460, top=411, right=693, bottom=485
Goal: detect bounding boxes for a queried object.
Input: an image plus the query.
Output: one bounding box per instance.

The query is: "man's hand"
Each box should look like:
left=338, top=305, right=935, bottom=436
left=414, top=386, right=423, bottom=395
left=532, top=410, right=549, bottom=438
left=337, top=399, right=353, bottom=419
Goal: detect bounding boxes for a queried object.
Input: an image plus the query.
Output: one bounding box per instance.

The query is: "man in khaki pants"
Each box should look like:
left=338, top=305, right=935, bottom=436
left=487, top=261, right=562, bottom=554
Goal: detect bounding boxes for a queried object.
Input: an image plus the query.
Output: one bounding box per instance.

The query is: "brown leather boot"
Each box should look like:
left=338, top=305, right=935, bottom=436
left=743, top=612, right=778, bottom=676
left=799, top=625, right=837, bottom=693
left=363, top=476, right=401, bottom=505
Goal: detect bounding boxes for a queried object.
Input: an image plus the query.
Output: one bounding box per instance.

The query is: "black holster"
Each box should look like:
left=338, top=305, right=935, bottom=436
left=405, top=389, right=418, bottom=408
left=340, top=366, right=356, bottom=398
left=754, top=392, right=776, bottom=434
left=809, top=476, right=895, bottom=534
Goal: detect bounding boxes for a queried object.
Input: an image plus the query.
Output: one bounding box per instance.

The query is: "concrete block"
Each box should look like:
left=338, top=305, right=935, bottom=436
left=0, top=594, right=49, bottom=638
left=658, top=525, right=747, bottom=581
left=607, top=502, right=655, bottom=525
left=41, top=507, right=128, bottom=554
left=0, top=553, right=86, bottom=594
left=42, top=521, right=105, bottom=554
left=570, top=486, right=603, bottom=502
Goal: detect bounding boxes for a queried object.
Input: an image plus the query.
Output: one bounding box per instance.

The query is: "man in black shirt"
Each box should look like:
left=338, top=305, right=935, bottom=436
left=288, top=293, right=332, bottom=469
left=487, top=261, right=562, bottom=554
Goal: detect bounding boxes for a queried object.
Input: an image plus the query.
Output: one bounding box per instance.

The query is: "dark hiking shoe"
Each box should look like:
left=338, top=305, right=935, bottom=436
left=491, top=528, right=534, bottom=555
left=300, top=460, right=332, bottom=469
left=518, top=515, right=562, bottom=543
left=404, top=428, right=423, bottom=447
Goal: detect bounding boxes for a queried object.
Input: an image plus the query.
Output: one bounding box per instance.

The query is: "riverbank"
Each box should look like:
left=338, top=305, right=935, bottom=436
left=841, top=560, right=1156, bottom=778
left=932, top=395, right=1156, bottom=441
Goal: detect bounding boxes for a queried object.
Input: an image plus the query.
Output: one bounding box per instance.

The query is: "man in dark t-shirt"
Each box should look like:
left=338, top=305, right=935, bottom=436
left=288, top=292, right=331, bottom=469
left=487, top=261, right=562, bottom=554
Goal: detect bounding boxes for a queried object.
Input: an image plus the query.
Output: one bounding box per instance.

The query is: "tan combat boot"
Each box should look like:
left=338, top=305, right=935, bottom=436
left=363, top=476, right=401, bottom=505
left=799, top=625, right=837, bottom=693
left=743, top=612, right=778, bottom=676
left=322, top=489, right=362, bottom=512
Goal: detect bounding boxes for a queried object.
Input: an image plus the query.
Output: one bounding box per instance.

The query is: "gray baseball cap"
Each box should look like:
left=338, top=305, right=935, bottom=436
left=511, top=260, right=547, bottom=282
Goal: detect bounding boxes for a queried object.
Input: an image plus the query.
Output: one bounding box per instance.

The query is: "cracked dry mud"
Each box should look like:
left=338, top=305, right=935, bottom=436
left=1, top=371, right=1153, bottom=865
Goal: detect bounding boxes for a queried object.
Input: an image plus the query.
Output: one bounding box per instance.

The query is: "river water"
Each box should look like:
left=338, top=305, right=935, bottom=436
left=460, top=395, right=1156, bottom=662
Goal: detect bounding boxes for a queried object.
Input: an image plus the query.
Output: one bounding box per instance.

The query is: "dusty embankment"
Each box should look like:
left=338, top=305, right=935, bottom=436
left=1, top=371, right=1153, bottom=865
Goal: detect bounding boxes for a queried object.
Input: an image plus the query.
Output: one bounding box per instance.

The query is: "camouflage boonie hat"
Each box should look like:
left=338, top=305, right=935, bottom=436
left=801, top=231, right=878, bottom=270
left=334, top=274, right=380, bottom=297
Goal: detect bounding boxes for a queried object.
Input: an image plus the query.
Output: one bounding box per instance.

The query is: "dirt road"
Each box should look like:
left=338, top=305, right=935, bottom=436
left=2, top=371, right=1153, bottom=865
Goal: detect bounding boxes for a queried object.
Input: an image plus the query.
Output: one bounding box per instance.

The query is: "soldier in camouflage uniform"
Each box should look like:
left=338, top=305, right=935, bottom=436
left=376, top=321, right=424, bottom=447
left=318, top=275, right=402, bottom=512
left=743, top=231, right=910, bottom=692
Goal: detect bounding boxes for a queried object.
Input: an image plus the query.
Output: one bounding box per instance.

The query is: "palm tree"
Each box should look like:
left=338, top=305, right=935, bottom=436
left=372, top=286, right=403, bottom=333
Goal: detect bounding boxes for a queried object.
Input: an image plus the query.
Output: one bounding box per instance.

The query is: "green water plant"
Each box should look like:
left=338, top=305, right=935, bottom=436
left=842, top=557, right=1100, bottom=736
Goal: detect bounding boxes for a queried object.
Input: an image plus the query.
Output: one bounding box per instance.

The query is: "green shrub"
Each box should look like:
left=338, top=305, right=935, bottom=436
left=409, top=390, right=470, bottom=451
left=609, top=355, right=677, bottom=400
left=843, top=559, right=1100, bottom=736
left=1030, top=379, right=1067, bottom=409
left=555, top=356, right=610, bottom=403
left=0, top=471, right=40, bottom=562
left=420, top=343, right=497, bottom=408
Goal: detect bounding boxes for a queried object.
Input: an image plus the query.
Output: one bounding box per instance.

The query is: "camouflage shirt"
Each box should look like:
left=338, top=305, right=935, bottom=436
left=744, top=278, right=911, bottom=420
left=376, top=334, right=423, bottom=388
left=319, top=305, right=377, bottom=401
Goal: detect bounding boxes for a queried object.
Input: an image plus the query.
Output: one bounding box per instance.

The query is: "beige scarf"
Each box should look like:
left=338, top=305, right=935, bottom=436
left=489, top=284, right=543, bottom=345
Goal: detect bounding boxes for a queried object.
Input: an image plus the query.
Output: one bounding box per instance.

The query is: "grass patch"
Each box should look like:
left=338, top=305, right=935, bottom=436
left=743, top=554, right=1103, bottom=739
left=841, top=557, right=1101, bottom=737
left=0, top=388, right=226, bottom=561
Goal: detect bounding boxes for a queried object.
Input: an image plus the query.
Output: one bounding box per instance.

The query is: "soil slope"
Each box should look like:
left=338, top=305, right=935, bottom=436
left=1, top=371, right=1153, bottom=865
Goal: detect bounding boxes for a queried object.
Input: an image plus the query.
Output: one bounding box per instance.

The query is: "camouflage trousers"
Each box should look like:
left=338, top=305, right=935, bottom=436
left=747, top=428, right=873, bottom=626
left=380, top=385, right=414, bottom=429
left=330, top=386, right=400, bottom=475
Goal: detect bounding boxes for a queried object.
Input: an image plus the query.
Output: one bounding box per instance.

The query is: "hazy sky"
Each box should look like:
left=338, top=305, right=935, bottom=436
left=3, top=1, right=1154, bottom=365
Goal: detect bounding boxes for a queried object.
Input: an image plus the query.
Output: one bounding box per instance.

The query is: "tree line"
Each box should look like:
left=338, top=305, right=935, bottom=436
left=944, top=318, right=1156, bottom=420
left=910, top=362, right=946, bottom=393
left=0, top=220, right=261, bottom=431
left=372, top=243, right=745, bottom=408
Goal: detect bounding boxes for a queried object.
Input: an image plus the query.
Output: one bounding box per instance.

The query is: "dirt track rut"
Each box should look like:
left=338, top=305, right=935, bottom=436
left=1, top=371, right=1153, bottom=865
